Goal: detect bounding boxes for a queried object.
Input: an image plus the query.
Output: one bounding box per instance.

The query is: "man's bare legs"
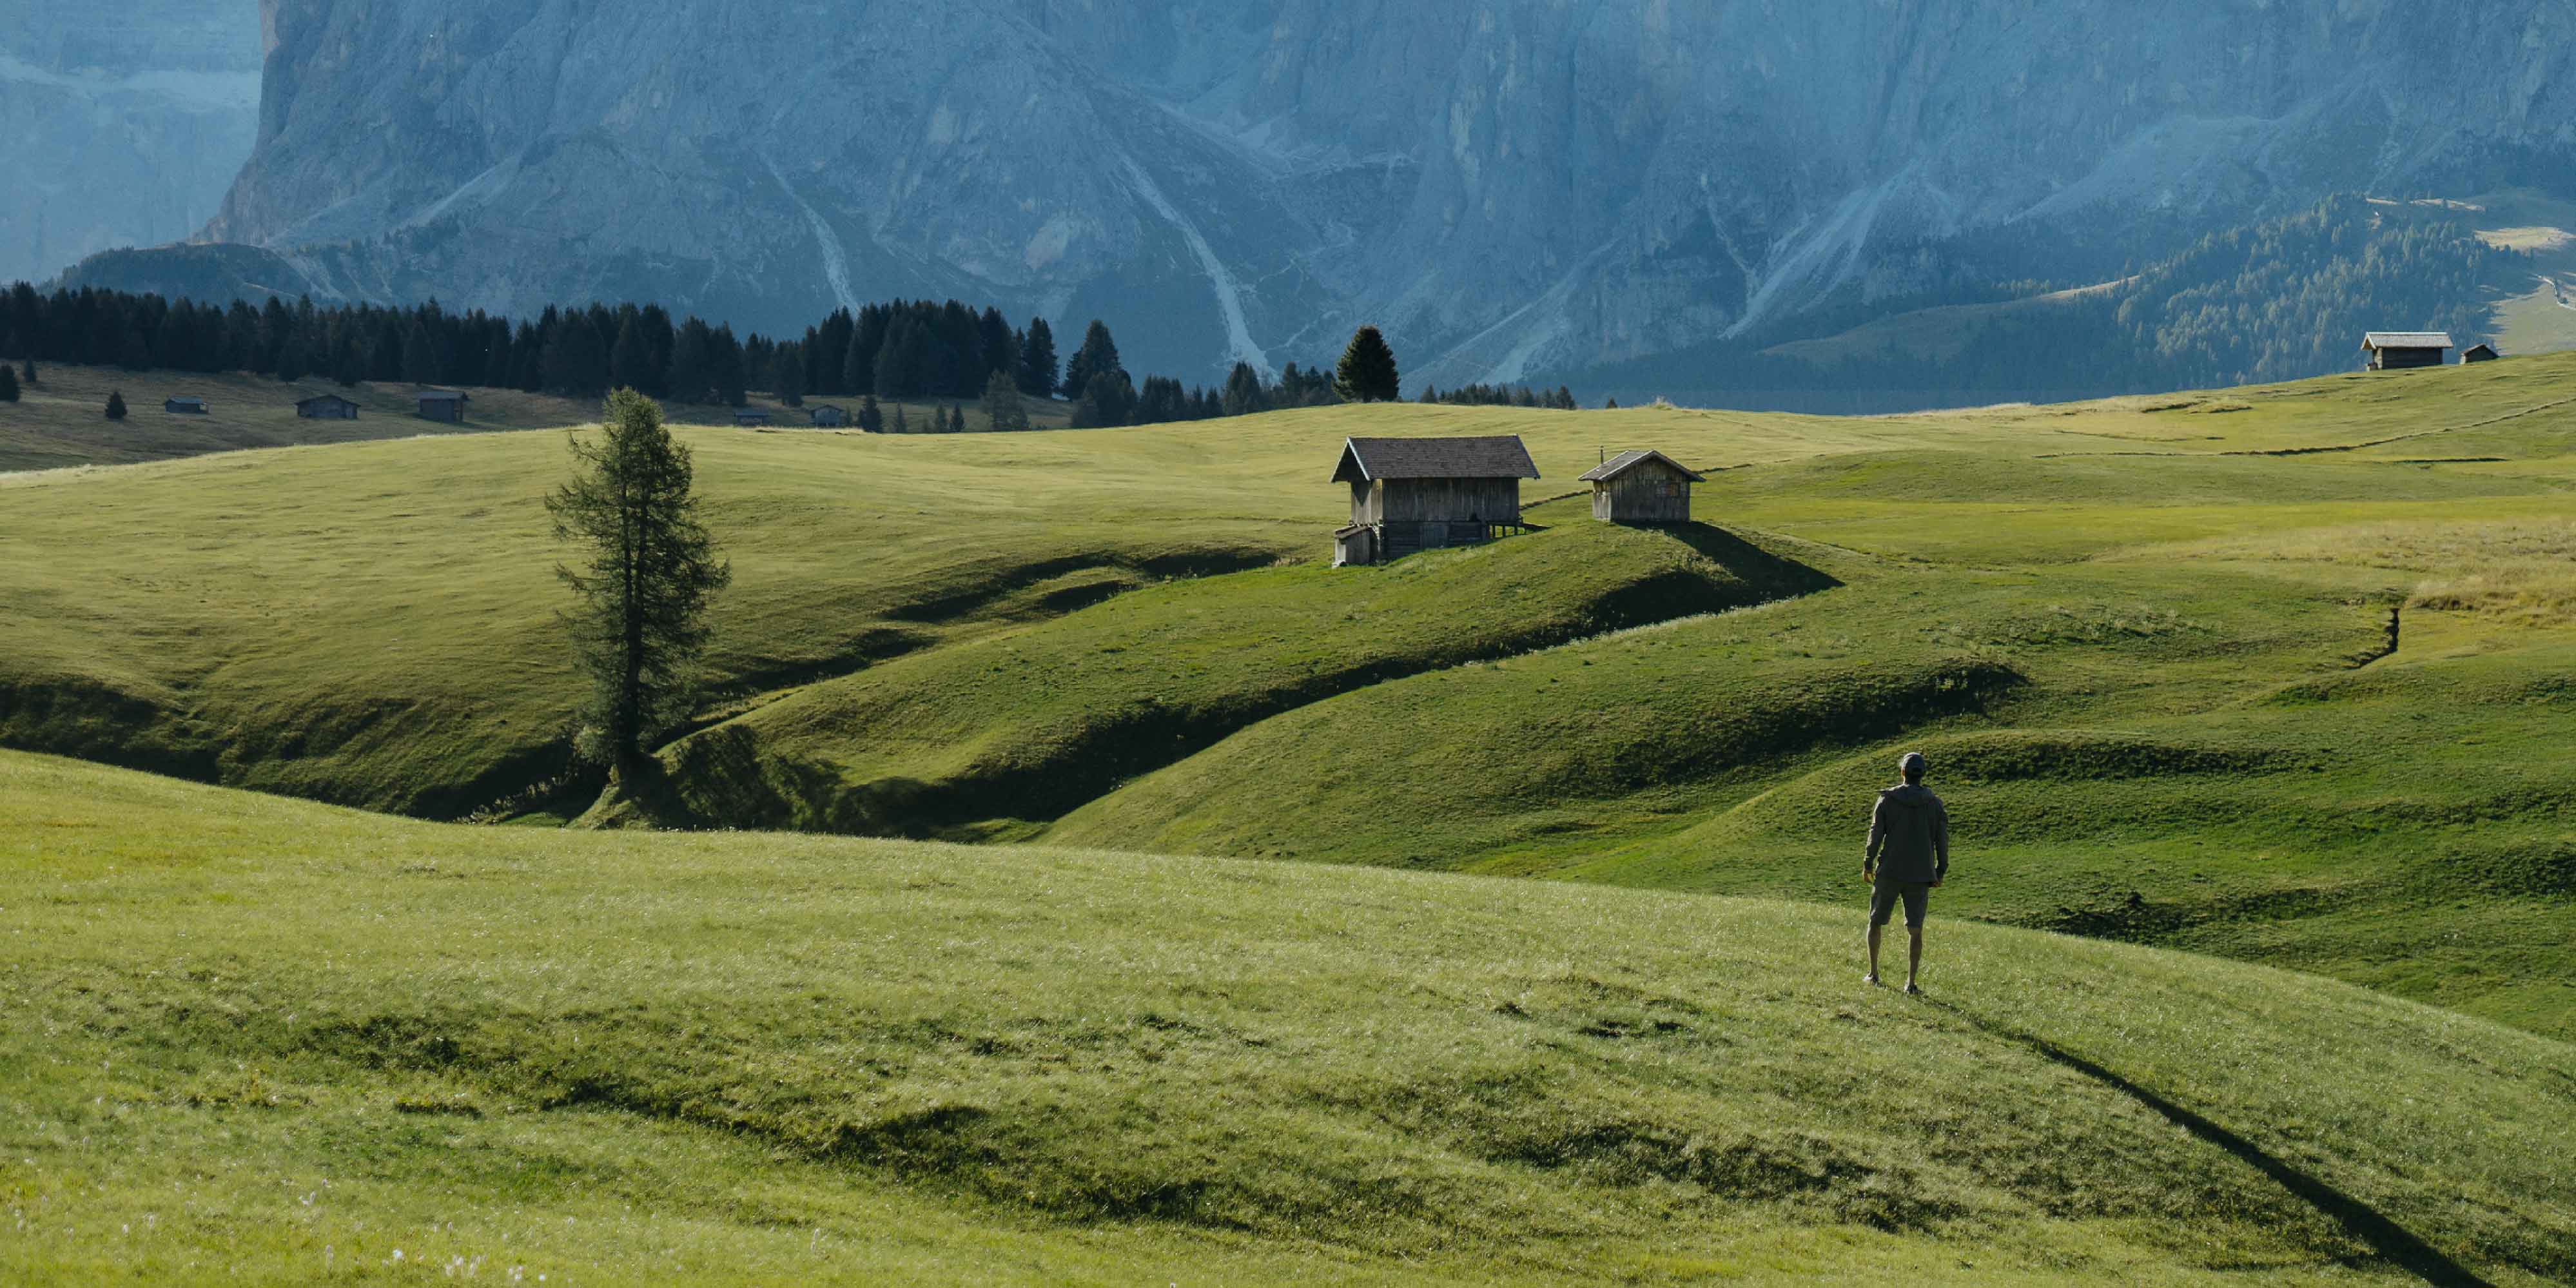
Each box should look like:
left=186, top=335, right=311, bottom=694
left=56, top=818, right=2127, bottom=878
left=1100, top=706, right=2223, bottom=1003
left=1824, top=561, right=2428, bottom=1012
left=1867, top=922, right=1924, bottom=990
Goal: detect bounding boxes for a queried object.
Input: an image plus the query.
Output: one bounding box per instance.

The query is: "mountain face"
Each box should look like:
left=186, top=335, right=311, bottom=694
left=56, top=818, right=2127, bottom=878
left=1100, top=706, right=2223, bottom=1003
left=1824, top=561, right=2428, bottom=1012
left=97, top=1, right=2576, bottom=386
left=0, top=2, right=261, bottom=287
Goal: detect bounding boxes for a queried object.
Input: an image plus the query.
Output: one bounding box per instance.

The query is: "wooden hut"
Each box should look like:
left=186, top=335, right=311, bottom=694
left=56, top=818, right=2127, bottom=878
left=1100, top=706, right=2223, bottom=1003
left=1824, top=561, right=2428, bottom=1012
left=415, top=389, right=469, bottom=422
left=734, top=407, right=774, bottom=426
left=2462, top=342, right=2501, bottom=364
left=1579, top=449, right=1704, bottom=524
left=2361, top=333, right=2452, bottom=371
left=1331, top=436, right=1539, bottom=565
left=295, top=394, right=359, bottom=420
left=162, top=396, right=209, bottom=415
left=808, top=404, right=848, bottom=427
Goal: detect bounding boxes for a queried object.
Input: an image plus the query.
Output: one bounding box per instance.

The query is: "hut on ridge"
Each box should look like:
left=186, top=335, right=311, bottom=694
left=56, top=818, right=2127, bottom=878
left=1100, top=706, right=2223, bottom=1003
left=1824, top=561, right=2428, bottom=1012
left=1579, top=449, right=1704, bottom=525
left=297, top=393, right=359, bottom=420
left=1331, top=435, right=1539, bottom=567
left=162, top=396, right=208, bottom=415
left=734, top=407, right=774, bottom=427
left=808, top=404, right=848, bottom=427
left=2462, top=343, right=2501, bottom=364
left=2361, top=333, right=2452, bottom=371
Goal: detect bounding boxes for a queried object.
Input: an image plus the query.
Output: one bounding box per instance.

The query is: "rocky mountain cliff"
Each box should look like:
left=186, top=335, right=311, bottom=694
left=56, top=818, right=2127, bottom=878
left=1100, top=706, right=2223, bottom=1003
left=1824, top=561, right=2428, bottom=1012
left=79, top=0, right=2576, bottom=387
left=0, top=1, right=261, bottom=286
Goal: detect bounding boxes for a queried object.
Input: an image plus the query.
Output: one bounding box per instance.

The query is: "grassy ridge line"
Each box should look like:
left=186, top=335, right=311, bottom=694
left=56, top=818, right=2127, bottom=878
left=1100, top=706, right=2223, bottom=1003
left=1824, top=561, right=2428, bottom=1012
left=5, top=747, right=2573, bottom=1284
left=645, top=511, right=1834, bottom=834
left=1046, top=558, right=2361, bottom=871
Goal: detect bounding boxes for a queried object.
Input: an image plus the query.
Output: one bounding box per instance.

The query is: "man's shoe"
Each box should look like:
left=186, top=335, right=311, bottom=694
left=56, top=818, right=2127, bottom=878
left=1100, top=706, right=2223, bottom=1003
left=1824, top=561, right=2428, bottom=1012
left=1903, top=982, right=1923, bottom=996
left=1864, top=973, right=1881, bottom=987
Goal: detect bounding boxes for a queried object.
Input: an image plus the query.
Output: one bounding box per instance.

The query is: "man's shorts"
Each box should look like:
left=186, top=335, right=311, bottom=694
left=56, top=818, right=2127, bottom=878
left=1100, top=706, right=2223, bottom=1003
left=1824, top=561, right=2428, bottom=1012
left=1869, top=877, right=1931, bottom=929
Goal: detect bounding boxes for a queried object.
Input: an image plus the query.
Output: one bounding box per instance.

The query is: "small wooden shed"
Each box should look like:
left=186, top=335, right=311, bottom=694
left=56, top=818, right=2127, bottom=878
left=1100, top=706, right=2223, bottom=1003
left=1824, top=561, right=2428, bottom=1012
left=808, top=404, right=848, bottom=427
left=1579, top=449, right=1704, bottom=525
left=2361, top=332, right=2452, bottom=371
left=416, top=389, right=469, bottom=422
left=295, top=394, right=359, bottom=420
left=163, top=396, right=208, bottom=415
left=1331, top=435, right=1540, bottom=565
left=734, top=407, right=774, bottom=426
left=2462, top=342, right=2500, bottom=364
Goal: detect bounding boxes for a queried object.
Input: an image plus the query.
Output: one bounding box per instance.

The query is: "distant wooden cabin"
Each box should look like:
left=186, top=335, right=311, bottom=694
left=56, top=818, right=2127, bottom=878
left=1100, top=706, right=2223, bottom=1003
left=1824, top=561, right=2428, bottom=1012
left=2462, top=342, right=2501, bottom=364
left=1331, top=436, right=1539, bottom=566
left=295, top=394, right=359, bottom=420
left=1580, top=449, right=1705, bottom=525
left=2362, top=332, right=2452, bottom=371
left=162, top=396, right=208, bottom=415
left=415, top=389, right=469, bottom=422
left=734, top=407, right=774, bottom=427
left=808, top=404, right=848, bottom=428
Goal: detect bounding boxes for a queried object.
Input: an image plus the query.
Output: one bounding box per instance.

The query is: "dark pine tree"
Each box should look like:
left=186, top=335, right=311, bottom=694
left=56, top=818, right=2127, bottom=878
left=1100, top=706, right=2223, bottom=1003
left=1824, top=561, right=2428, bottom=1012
left=543, top=313, right=609, bottom=397
left=609, top=315, right=656, bottom=394
left=1068, top=370, right=1135, bottom=429
left=274, top=331, right=311, bottom=384
left=709, top=326, right=748, bottom=407
left=402, top=320, right=442, bottom=384
left=1334, top=326, right=1400, bottom=403
left=1222, top=361, right=1265, bottom=417
left=1062, top=320, right=1122, bottom=398
left=0, top=363, right=17, bottom=402
left=105, top=389, right=128, bottom=420
left=333, top=330, right=366, bottom=387
left=665, top=319, right=713, bottom=404
left=772, top=342, right=806, bottom=407
left=1019, top=317, right=1059, bottom=397
left=857, top=393, right=884, bottom=433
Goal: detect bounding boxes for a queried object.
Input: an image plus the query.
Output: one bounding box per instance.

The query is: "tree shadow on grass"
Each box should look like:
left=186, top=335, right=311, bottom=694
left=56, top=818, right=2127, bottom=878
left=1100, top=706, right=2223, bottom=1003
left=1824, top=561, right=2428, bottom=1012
left=1930, top=999, right=2495, bottom=1288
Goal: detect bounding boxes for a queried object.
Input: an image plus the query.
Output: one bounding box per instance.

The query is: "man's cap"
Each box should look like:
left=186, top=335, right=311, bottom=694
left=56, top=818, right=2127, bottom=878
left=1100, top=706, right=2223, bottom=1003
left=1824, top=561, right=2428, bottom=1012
left=1898, top=751, right=1928, bottom=777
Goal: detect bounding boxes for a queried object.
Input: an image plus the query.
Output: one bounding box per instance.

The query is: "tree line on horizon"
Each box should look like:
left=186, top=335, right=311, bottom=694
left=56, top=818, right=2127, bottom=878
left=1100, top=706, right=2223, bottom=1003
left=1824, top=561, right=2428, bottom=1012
left=1, top=280, right=1599, bottom=429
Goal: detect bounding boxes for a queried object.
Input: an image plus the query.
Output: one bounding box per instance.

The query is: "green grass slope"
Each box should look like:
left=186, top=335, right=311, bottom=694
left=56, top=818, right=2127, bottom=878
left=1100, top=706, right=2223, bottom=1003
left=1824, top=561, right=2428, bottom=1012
left=9, top=352, right=2573, bottom=823
left=0, top=364, right=603, bottom=471
left=6, top=748, right=2572, bottom=1285
left=0, top=362, right=1076, bottom=473
left=649, top=510, right=1831, bottom=835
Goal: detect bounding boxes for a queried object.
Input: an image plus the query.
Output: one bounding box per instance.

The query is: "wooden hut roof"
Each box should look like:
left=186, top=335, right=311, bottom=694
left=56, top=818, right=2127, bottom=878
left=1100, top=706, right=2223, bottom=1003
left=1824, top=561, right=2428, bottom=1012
left=1332, top=436, right=1539, bottom=483
left=416, top=389, right=469, bottom=402
left=2361, top=332, right=2454, bottom=351
left=295, top=394, right=356, bottom=408
left=1579, top=449, right=1704, bottom=483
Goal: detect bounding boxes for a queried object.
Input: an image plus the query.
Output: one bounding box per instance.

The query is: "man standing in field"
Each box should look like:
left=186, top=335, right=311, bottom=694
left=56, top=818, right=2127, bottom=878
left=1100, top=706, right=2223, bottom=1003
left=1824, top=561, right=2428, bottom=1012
left=1864, top=751, right=1949, bottom=995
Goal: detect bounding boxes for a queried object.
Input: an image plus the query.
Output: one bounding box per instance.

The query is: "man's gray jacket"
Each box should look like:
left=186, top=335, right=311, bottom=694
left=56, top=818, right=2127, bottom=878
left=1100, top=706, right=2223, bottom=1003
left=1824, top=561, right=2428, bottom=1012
left=1866, top=784, right=1950, bottom=883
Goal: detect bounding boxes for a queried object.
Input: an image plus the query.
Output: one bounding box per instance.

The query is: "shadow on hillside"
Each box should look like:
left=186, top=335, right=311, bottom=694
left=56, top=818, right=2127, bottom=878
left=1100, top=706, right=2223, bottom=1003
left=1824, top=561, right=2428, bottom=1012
left=1931, top=1000, right=2498, bottom=1288
left=1652, top=523, right=1843, bottom=599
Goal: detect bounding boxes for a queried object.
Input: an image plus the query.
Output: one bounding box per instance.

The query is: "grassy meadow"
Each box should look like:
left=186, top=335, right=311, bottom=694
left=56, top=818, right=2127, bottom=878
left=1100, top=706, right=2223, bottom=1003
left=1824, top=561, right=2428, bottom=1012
left=6, top=352, right=2576, bottom=1278
left=0, top=361, right=1068, bottom=472
left=5, top=748, right=2572, bottom=1285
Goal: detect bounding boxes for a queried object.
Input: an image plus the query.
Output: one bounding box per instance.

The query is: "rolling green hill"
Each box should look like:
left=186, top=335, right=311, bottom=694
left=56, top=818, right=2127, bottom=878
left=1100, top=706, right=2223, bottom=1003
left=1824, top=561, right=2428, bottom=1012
left=5, top=748, right=2571, bottom=1285
left=4, top=355, right=2575, bottom=1048
left=0, top=362, right=1073, bottom=473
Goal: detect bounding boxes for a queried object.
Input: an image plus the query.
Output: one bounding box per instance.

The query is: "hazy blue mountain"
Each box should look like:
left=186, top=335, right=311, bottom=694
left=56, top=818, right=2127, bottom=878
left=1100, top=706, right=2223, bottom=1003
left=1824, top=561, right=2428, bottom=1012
left=0, top=2, right=261, bottom=286
left=56, top=0, right=2576, bottom=391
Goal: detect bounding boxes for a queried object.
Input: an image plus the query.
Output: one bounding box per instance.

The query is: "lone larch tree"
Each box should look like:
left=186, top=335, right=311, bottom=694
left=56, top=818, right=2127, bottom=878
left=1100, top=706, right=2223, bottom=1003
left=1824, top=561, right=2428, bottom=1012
left=547, top=388, right=730, bottom=785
